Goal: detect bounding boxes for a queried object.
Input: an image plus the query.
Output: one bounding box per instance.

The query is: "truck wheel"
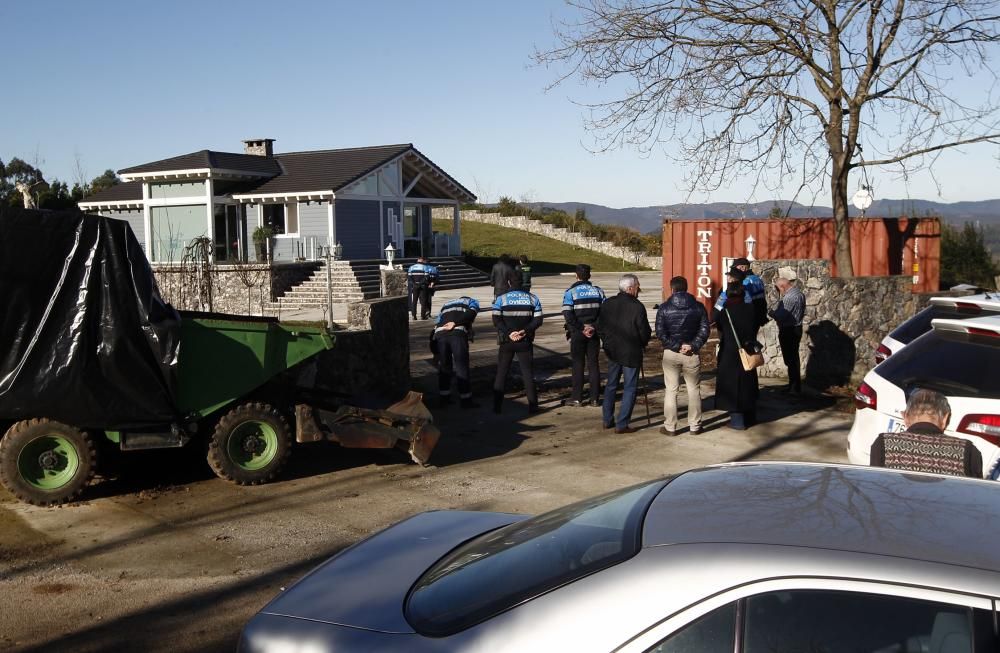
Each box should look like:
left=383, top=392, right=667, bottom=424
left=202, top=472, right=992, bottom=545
left=208, top=403, right=291, bottom=485
left=0, top=419, right=96, bottom=506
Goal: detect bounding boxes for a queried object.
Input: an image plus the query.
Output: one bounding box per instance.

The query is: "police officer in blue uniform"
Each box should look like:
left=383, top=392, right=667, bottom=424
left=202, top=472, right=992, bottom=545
left=407, top=256, right=440, bottom=320
left=562, top=264, right=606, bottom=406
left=492, top=281, right=543, bottom=414
left=433, top=296, right=480, bottom=409
left=714, top=257, right=768, bottom=327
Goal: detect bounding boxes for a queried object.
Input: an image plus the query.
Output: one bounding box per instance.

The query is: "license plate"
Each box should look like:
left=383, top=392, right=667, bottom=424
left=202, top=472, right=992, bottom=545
left=886, top=417, right=906, bottom=433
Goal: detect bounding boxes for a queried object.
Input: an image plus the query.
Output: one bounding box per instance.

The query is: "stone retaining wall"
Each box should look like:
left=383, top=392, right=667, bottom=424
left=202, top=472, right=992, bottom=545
left=153, top=262, right=319, bottom=316
left=433, top=208, right=661, bottom=270
left=316, top=296, right=410, bottom=402
left=750, top=259, right=920, bottom=387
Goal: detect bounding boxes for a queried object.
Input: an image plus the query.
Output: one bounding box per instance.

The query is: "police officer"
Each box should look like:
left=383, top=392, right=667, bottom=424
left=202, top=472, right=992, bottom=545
left=407, top=256, right=440, bottom=319
left=562, top=264, right=606, bottom=406
left=714, top=257, right=767, bottom=327
left=433, top=296, right=480, bottom=409
left=492, top=280, right=543, bottom=414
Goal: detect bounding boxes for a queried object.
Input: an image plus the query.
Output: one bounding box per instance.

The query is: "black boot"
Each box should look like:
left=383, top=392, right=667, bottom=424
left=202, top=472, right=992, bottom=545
left=493, top=391, right=503, bottom=414
left=527, top=402, right=540, bottom=414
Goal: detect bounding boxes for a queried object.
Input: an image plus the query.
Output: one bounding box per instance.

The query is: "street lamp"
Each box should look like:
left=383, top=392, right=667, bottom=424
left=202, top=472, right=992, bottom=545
left=333, top=241, right=343, bottom=261
left=745, top=234, right=757, bottom=261
left=384, top=242, right=397, bottom=267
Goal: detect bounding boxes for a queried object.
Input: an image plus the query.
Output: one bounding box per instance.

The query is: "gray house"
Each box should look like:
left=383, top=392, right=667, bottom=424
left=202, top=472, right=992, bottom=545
left=78, top=140, right=475, bottom=263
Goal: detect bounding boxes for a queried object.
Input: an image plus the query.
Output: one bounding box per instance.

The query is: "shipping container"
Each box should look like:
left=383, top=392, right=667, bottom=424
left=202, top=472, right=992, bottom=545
left=661, top=217, right=940, bottom=304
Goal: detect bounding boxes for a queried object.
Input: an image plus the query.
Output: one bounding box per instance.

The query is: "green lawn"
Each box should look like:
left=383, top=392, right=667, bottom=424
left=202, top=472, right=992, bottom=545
left=432, top=219, right=648, bottom=273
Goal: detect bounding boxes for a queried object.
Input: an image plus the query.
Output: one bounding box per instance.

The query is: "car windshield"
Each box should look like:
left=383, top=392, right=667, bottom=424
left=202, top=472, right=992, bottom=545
left=406, top=479, right=667, bottom=636
left=876, top=329, right=1000, bottom=399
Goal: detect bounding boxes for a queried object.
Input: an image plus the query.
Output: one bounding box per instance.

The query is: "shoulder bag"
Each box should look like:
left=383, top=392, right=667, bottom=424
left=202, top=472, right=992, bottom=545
left=725, top=309, right=765, bottom=372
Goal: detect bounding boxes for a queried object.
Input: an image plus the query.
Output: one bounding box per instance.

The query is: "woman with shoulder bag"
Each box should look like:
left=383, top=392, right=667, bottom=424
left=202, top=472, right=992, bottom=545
left=712, top=276, right=761, bottom=430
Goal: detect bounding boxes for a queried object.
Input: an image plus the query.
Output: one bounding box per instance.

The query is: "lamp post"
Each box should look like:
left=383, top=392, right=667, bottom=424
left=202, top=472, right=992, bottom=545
left=333, top=241, right=343, bottom=261
left=745, top=234, right=757, bottom=262
left=384, top=242, right=397, bottom=267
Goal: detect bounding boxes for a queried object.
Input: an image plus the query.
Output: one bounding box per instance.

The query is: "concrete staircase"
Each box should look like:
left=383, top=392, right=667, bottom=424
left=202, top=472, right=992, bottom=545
left=265, top=257, right=489, bottom=311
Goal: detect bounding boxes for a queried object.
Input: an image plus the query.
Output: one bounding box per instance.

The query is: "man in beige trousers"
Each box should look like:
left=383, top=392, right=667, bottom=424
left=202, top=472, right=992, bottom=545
left=654, top=276, right=710, bottom=435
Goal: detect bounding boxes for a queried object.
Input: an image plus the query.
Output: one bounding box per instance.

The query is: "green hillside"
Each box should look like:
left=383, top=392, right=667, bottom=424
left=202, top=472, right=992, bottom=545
left=432, top=219, right=648, bottom=273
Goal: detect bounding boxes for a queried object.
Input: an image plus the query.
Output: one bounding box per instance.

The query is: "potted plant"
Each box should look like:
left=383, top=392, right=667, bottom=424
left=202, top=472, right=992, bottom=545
left=252, top=226, right=274, bottom=262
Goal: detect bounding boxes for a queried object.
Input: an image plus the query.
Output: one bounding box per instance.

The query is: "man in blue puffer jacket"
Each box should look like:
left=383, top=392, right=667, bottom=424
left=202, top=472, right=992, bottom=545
left=655, top=276, right=709, bottom=436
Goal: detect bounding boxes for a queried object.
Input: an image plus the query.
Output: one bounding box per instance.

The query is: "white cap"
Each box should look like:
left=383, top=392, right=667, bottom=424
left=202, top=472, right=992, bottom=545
left=777, top=266, right=797, bottom=281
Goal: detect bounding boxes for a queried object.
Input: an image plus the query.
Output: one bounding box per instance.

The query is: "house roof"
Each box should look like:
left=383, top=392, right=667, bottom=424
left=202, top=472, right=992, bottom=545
left=81, top=143, right=476, bottom=204
left=119, top=150, right=282, bottom=176
left=79, top=181, right=143, bottom=204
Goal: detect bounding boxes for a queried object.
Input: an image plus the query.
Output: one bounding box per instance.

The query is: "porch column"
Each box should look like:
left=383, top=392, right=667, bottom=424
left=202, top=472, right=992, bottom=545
left=142, top=183, right=152, bottom=260
left=327, top=200, right=335, bottom=249
left=205, top=177, right=215, bottom=263
left=452, top=204, right=461, bottom=254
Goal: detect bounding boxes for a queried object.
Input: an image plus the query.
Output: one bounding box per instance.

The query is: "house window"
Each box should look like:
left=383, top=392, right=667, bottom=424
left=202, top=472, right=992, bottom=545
left=148, top=180, right=206, bottom=199
left=150, top=205, right=208, bottom=263
left=263, top=203, right=298, bottom=236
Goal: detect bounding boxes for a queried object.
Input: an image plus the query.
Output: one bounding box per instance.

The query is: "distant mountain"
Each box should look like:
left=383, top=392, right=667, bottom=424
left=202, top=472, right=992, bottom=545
left=519, top=199, right=1000, bottom=234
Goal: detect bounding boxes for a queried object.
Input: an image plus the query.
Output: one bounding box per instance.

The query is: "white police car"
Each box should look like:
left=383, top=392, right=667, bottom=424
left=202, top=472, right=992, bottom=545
left=849, top=313, right=1000, bottom=478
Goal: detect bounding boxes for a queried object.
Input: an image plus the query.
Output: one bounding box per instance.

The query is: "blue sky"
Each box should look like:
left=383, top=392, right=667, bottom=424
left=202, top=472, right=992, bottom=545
left=3, top=0, right=999, bottom=208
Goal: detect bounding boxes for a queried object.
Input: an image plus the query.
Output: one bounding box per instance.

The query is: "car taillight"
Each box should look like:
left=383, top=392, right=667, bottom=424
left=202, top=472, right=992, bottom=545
left=854, top=382, right=877, bottom=411
left=875, top=344, right=892, bottom=364
left=967, top=327, right=1000, bottom=338
left=957, top=414, right=1000, bottom=446
left=955, top=302, right=982, bottom=314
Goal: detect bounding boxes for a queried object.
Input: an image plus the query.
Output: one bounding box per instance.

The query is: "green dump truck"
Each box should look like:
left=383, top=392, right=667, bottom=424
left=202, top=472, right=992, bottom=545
left=0, top=208, right=438, bottom=506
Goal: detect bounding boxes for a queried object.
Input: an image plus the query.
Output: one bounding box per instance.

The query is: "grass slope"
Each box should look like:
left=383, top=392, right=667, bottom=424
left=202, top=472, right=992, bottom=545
left=433, top=218, right=647, bottom=273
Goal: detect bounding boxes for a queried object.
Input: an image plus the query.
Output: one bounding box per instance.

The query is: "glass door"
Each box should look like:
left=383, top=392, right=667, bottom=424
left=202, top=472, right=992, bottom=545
left=403, top=205, right=421, bottom=258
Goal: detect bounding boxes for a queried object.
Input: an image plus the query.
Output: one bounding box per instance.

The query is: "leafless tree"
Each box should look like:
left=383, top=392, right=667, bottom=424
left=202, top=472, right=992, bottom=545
left=537, top=0, right=1000, bottom=275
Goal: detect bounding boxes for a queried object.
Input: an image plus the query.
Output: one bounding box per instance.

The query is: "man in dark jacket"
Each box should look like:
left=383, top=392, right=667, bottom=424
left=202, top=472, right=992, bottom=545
left=562, top=264, right=606, bottom=406
left=406, top=257, right=439, bottom=319
left=597, top=274, right=651, bottom=433
left=490, top=254, right=517, bottom=299
left=492, top=281, right=543, bottom=414
left=655, top=276, right=709, bottom=435
left=433, top=296, right=480, bottom=409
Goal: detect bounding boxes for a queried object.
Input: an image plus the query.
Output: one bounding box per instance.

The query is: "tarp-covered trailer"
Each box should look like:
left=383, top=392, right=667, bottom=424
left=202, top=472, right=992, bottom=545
left=0, top=208, right=438, bottom=505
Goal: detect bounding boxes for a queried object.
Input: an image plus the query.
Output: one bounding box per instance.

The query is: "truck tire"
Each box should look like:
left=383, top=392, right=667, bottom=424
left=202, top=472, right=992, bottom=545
left=0, top=419, right=97, bottom=506
left=208, top=403, right=292, bottom=485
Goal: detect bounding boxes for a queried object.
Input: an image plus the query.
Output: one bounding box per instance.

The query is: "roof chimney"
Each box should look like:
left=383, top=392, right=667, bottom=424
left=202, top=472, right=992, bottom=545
left=242, top=138, right=275, bottom=157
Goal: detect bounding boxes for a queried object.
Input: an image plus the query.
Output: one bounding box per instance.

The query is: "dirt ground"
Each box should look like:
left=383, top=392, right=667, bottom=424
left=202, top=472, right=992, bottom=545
left=0, top=272, right=854, bottom=652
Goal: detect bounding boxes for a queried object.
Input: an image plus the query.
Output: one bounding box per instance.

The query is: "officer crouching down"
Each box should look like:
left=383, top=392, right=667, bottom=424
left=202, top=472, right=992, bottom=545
left=492, top=281, right=543, bottom=414
left=433, top=296, right=480, bottom=409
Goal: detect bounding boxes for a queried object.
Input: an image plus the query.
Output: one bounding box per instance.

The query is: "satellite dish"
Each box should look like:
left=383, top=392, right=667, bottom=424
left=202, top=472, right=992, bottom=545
left=852, top=187, right=873, bottom=211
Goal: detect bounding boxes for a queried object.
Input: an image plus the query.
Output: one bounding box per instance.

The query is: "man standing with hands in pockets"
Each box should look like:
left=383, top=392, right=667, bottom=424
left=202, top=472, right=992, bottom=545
left=655, top=276, right=709, bottom=435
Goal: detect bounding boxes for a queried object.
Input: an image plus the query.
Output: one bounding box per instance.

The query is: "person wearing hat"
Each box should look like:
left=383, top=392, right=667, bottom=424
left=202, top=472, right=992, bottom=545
left=562, top=264, right=606, bottom=406
left=769, top=266, right=806, bottom=395
left=714, top=257, right=768, bottom=328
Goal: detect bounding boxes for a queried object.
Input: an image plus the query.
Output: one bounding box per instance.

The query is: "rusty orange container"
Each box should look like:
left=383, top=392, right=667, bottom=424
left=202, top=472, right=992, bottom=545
left=661, top=217, right=940, bottom=304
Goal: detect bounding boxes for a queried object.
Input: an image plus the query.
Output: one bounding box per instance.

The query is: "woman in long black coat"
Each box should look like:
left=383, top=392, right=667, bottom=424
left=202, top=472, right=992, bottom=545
left=712, top=282, right=760, bottom=429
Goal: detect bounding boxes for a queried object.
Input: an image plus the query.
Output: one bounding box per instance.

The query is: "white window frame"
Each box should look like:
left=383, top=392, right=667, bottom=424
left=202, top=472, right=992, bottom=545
left=263, top=202, right=300, bottom=238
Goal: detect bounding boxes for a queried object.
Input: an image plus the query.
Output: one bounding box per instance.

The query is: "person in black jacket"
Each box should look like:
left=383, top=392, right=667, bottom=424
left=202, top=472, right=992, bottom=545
left=655, top=276, right=709, bottom=435
left=492, top=281, right=544, bottom=414
left=490, top=254, right=517, bottom=299
left=712, top=282, right=761, bottom=430
left=562, top=264, right=606, bottom=406
left=597, top=274, right=652, bottom=434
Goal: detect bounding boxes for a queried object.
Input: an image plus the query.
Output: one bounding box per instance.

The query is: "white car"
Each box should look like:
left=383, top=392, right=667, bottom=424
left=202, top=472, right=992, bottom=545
left=875, top=292, right=1000, bottom=363
left=849, top=313, right=1000, bottom=478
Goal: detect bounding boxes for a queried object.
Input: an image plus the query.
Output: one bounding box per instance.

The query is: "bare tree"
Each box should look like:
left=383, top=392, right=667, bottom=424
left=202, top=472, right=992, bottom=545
left=537, top=0, right=1000, bottom=275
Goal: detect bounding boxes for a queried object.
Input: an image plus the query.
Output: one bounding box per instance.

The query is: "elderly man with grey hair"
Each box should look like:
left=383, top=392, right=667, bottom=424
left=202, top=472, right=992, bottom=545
left=596, top=274, right=652, bottom=434
left=768, top=267, right=806, bottom=395
left=870, top=388, right=982, bottom=477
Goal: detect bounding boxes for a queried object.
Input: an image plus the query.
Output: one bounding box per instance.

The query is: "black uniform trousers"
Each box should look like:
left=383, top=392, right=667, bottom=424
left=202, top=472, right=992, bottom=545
left=569, top=332, right=600, bottom=401
left=409, top=285, right=433, bottom=318
left=438, top=334, right=472, bottom=399
left=778, top=325, right=803, bottom=391
left=494, top=342, right=537, bottom=405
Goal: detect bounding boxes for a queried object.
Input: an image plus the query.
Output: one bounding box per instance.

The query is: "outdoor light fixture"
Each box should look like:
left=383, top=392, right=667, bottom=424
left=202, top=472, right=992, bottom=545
left=745, top=234, right=757, bottom=261
left=384, top=242, right=397, bottom=267
left=333, top=241, right=343, bottom=260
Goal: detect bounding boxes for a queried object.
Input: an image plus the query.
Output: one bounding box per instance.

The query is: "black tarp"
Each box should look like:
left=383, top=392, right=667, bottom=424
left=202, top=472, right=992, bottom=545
left=0, top=207, right=180, bottom=429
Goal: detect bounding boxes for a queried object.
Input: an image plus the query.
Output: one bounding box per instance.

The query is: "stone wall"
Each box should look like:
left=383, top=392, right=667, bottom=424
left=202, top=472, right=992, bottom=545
left=153, top=262, right=318, bottom=316
left=750, top=259, right=921, bottom=387
left=315, top=296, right=410, bottom=402
left=432, top=207, right=661, bottom=270
left=381, top=269, right=408, bottom=298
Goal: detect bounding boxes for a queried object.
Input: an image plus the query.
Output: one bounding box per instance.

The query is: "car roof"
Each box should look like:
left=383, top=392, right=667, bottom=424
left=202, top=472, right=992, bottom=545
left=932, top=313, right=1000, bottom=338
left=929, top=293, right=1000, bottom=312
left=644, top=462, right=1000, bottom=571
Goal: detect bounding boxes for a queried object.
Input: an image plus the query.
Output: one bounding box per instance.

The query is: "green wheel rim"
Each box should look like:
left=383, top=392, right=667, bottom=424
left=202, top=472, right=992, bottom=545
left=226, top=420, right=279, bottom=471
left=17, top=435, right=81, bottom=491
